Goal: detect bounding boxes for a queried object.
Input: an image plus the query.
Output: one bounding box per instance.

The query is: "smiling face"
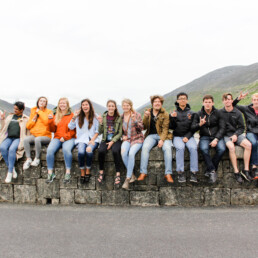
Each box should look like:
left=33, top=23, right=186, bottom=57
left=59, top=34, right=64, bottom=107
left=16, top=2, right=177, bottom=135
left=107, top=101, right=116, bottom=115
left=203, top=98, right=214, bottom=111
left=252, top=94, right=258, bottom=109
left=58, top=99, right=68, bottom=112
left=177, top=95, right=188, bottom=108
left=152, top=98, right=162, bottom=111
left=122, top=102, right=131, bottom=113
left=38, top=97, right=47, bottom=109
left=13, top=105, right=23, bottom=116
left=81, top=101, right=90, bottom=114
left=223, top=95, right=233, bottom=108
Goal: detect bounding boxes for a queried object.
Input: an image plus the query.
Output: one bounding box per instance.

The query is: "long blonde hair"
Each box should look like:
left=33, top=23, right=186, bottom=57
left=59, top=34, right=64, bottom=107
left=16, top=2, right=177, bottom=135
left=122, top=98, right=135, bottom=112
left=55, top=98, right=70, bottom=125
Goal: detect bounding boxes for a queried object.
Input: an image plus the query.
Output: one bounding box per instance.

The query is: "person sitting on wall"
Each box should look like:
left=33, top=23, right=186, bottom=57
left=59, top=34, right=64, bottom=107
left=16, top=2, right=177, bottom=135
left=23, top=96, right=52, bottom=170
left=169, top=92, right=198, bottom=183
left=120, top=98, right=144, bottom=190
left=0, top=102, right=29, bottom=183
left=220, top=93, right=252, bottom=183
left=138, top=95, right=173, bottom=183
left=46, top=98, right=76, bottom=184
left=233, top=92, right=258, bottom=179
left=68, top=99, right=100, bottom=184
left=96, top=100, right=123, bottom=188
left=191, top=95, right=226, bottom=184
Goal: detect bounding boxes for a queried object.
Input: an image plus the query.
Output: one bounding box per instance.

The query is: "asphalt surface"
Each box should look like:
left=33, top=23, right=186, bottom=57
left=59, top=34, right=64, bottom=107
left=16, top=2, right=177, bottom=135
left=0, top=204, right=258, bottom=258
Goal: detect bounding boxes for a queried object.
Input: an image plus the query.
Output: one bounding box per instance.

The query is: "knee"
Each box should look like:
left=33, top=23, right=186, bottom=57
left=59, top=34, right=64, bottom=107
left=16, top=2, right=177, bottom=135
left=112, top=148, right=120, bottom=156
left=176, top=145, right=185, bottom=152
left=0, top=145, right=7, bottom=153
left=62, top=148, right=71, bottom=157
left=227, top=145, right=235, bottom=152
left=245, top=141, right=252, bottom=151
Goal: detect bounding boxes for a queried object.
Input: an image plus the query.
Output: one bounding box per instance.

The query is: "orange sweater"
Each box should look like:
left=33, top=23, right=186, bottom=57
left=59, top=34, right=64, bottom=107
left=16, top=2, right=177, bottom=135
left=48, top=112, right=76, bottom=140
left=26, top=107, right=52, bottom=138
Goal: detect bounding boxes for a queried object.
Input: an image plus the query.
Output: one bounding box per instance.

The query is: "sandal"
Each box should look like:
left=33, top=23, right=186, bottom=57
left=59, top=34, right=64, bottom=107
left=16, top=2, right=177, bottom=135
left=97, top=172, right=105, bottom=184
left=85, top=174, right=91, bottom=183
left=114, top=175, right=121, bottom=189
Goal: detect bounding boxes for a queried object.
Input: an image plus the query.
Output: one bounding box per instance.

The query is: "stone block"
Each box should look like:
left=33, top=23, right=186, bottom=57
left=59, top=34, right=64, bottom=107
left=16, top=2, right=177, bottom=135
left=96, top=176, right=114, bottom=190
left=149, top=147, right=164, bottom=161
left=231, top=189, right=258, bottom=205
left=37, top=179, right=60, bottom=199
left=131, top=185, right=158, bottom=191
left=0, top=184, right=13, bottom=202
left=14, top=185, right=37, bottom=204
left=160, top=187, right=178, bottom=206
left=176, top=187, right=204, bottom=207
left=78, top=176, right=95, bottom=190
left=204, top=188, right=231, bottom=206
left=23, top=178, right=37, bottom=185
left=60, top=178, right=78, bottom=189
left=23, top=165, right=41, bottom=178
left=102, top=190, right=129, bottom=205
left=60, top=189, right=75, bottom=204
left=130, top=191, right=159, bottom=206
left=74, top=190, right=101, bottom=204
left=52, top=198, right=60, bottom=205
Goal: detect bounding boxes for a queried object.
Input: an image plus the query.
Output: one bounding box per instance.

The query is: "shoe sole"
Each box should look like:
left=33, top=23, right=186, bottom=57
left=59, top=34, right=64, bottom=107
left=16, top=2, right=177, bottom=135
left=178, top=180, right=186, bottom=183
left=190, top=179, right=198, bottom=183
left=240, top=172, right=250, bottom=182
left=253, top=176, right=258, bottom=180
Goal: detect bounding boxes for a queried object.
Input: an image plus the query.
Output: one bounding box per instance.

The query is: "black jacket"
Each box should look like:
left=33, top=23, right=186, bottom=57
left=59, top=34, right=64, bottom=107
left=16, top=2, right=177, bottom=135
left=233, top=98, right=258, bottom=134
left=191, top=106, right=225, bottom=140
left=219, top=107, right=245, bottom=137
left=169, top=102, right=196, bottom=139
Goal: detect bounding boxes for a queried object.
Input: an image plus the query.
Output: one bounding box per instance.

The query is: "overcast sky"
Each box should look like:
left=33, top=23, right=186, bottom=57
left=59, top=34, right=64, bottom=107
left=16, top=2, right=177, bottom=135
left=0, top=0, right=258, bottom=109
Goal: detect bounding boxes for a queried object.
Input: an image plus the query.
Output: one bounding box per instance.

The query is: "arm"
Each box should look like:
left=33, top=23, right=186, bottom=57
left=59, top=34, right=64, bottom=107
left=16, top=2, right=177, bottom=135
left=37, top=109, right=51, bottom=126
left=232, top=98, right=247, bottom=113
left=191, top=112, right=200, bottom=132
left=134, top=112, right=144, bottom=132
left=215, top=113, right=225, bottom=140
left=48, top=116, right=56, bottom=132
left=26, top=109, right=37, bottom=129
left=68, top=117, right=77, bottom=130
left=169, top=115, right=177, bottom=130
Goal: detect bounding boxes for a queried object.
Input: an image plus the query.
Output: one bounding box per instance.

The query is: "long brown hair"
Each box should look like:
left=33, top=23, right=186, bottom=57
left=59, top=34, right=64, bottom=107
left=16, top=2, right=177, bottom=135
left=55, top=98, right=70, bottom=125
left=79, top=99, right=95, bottom=129
left=107, top=99, right=120, bottom=119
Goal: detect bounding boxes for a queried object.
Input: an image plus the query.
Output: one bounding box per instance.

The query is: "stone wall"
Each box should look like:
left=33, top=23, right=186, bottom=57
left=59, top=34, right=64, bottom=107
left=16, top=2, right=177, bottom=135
left=0, top=146, right=257, bottom=206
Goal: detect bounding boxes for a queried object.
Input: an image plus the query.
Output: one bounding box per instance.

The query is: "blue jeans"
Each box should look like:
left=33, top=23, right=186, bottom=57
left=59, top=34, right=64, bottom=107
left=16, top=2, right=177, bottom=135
left=77, top=142, right=99, bottom=169
left=199, top=136, right=226, bottom=172
left=173, top=136, right=198, bottom=172
left=140, top=134, right=172, bottom=175
left=47, top=138, right=75, bottom=170
left=121, top=141, right=143, bottom=178
left=246, top=133, right=258, bottom=166
left=0, top=138, right=20, bottom=173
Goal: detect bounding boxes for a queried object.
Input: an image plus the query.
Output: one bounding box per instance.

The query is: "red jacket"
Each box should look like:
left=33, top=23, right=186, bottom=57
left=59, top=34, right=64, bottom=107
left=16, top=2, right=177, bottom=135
left=48, top=110, right=76, bottom=140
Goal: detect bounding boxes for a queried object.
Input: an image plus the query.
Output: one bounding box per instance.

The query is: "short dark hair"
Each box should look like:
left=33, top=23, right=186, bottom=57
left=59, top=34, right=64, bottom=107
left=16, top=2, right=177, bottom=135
left=222, top=93, right=233, bottom=100
left=177, top=92, right=188, bottom=99
left=203, top=95, right=214, bottom=102
left=14, top=101, right=25, bottom=111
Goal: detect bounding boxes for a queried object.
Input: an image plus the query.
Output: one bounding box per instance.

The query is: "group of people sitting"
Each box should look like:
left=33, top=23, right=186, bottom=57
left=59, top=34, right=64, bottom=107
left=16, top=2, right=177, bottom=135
left=0, top=91, right=257, bottom=190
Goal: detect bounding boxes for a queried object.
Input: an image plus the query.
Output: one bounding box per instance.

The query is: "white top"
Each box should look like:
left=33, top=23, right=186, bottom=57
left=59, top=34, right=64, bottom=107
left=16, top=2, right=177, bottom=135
left=68, top=117, right=100, bottom=144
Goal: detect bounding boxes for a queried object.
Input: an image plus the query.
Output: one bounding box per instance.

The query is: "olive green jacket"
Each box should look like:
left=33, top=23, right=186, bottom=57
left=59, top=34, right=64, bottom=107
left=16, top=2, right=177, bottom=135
left=98, top=111, right=123, bottom=142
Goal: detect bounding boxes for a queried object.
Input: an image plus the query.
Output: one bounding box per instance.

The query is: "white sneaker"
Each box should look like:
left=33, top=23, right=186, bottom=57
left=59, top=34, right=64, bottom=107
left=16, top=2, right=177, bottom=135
left=13, top=168, right=17, bottom=179
left=31, top=158, right=40, bottom=167
left=23, top=158, right=32, bottom=170
left=5, top=172, right=12, bottom=183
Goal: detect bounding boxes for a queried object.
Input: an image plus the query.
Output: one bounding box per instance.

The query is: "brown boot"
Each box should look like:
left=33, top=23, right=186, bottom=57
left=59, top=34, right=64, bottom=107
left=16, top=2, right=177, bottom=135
left=164, top=174, right=174, bottom=183
left=122, top=178, right=130, bottom=190
left=130, top=174, right=137, bottom=183
left=137, top=173, right=147, bottom=181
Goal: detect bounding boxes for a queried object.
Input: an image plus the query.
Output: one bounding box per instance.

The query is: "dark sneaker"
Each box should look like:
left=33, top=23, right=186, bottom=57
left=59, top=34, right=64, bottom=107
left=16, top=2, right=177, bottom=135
left=63, top=173, right=71, bottom=184
left=234, top=172, right=243, bottom=183
left=178, top=172, right=186, bottom=183
left=253, top=168, right=258, bottom=180
left=240, top=170, right=252, bottom=182
left=46, top=173, right=56, bottom=183
left=80, top=176, right=85, bottom=184
left=209, top=170, right=217, bottom=184
left=190, top=172, right=198, bottom=183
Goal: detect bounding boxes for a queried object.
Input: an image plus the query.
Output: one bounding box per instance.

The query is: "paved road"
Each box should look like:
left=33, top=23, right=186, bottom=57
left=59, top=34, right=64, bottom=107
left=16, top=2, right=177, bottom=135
left=0, top=204, right=257, bottom=258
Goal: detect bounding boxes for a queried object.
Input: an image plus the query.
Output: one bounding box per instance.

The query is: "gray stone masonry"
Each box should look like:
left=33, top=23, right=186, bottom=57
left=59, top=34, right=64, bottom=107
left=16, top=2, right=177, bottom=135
left=0, top=146, right=257, bottom=206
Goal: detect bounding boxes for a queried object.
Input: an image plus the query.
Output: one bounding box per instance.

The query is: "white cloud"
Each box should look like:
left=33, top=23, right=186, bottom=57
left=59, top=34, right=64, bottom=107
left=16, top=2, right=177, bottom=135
left=1, top=0, right=258, bottom=108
